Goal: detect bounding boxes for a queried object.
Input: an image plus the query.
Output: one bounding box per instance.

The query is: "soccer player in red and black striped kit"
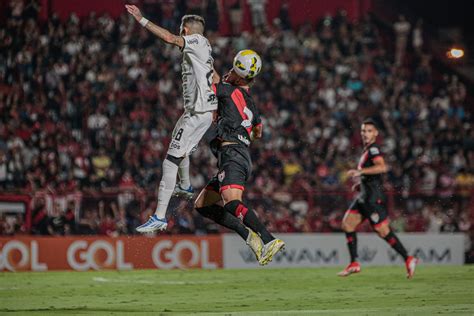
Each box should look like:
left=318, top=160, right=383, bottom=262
left=339, top=119, right=418, bottom=278
left=194, top=50, right=285, bottom=265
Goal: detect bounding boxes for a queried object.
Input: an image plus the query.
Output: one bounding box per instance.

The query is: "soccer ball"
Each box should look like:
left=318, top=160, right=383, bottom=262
left=233, top=50, right=262, bottom=79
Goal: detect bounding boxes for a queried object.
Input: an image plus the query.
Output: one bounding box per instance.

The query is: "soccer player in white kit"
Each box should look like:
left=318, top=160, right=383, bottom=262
left=125, top=5, right=218, bottom=232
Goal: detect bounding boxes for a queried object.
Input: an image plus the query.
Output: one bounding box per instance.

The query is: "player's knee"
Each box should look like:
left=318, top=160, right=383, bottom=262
left=341, top=220, right=355, bottom=233
left=194, top=196, right=204, bottom=209
left=165, top=154, right=183, bottom=166
left=341, top=221, right=348, bottom=232
left=374, top=225, right=390, bottom=238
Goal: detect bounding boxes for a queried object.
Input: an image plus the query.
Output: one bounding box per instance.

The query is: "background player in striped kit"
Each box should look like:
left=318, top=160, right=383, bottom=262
left=339, top=119, right=418, bottom=278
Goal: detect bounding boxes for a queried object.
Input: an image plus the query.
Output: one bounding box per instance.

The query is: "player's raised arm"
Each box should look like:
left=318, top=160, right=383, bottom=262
left=125, top=4, right=184, bottom=48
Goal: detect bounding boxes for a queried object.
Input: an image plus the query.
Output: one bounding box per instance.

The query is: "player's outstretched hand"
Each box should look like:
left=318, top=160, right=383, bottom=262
left=347, top=169, right=361, bottom=179
left=125, top=4, right=143, bottom=22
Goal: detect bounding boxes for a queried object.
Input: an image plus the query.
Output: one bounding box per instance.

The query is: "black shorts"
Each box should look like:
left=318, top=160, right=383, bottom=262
left=206, top=144, right=251, bottom=193
left=345, top=197, right=389, bottom=228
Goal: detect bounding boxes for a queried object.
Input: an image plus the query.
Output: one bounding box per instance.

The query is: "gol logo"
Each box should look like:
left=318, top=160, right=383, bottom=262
left=152, top=240, right=217, bottom=269
left=0, top=240, right=47, bottom=272
left=67, top=240, right=133, bottom=271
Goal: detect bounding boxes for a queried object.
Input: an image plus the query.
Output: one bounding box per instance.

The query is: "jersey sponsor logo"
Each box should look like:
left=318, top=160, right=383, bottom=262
left=369, top=147, right=380, bottom=155
left=187, top=38, right=199, bottom=45
left=238, top=134, right=250, bottom=145
left=170, top=141, right=181, bottom=150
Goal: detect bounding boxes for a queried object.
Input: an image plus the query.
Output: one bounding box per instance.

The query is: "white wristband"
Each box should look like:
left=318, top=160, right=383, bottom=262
left=139, top=17, right=149, bottom=27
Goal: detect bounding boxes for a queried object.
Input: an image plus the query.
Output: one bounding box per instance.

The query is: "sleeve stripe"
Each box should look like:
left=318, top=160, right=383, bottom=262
left=372, top=156, right=384, bottom=162
left=179, top=36, right=186, bottom=52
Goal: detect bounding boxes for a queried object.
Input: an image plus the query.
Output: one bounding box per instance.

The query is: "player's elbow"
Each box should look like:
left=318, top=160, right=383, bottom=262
left=163, top=34, right=176, bottom=44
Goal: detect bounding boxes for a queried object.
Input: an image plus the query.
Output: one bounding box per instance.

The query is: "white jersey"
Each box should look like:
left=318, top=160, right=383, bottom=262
left=181, top=34, right=217, bottom=112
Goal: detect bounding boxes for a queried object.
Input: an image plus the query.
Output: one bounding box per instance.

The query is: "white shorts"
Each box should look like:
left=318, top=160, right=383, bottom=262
left=167, top=111, right=213, bottom=158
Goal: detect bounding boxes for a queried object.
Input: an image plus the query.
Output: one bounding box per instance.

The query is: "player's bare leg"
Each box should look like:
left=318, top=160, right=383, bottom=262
left=195, top=186, right=222, bottom=208
left=194, top=187, right=263, bottom=261
left=373, top=221, right=418, bottom=279
left=221, top=188, right=285, bottom=265
left=338, top=211, right=363, bottom=276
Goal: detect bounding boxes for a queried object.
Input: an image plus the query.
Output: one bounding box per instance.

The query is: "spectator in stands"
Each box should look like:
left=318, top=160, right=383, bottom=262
left=228, top=0, right=243, bottom=35
left=99, top=212, right=118, bottom=236
left=78, top=209, right=99, bottom=235
left=412, top=19, right=423, bottom=54
left=440, top=209, right=460, bottom=233
left=394, top=15, right=411, bottom=66
left=0, top=150, right=8, bottom=189
left=31, top=198, right=49, bottom=235
left=248, top=0, right=267, bottom=30
left=47, top=201, right=67, bottom=235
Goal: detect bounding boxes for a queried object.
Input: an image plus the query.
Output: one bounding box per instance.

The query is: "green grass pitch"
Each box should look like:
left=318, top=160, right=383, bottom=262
left=1, top=266, right=473, bottom=315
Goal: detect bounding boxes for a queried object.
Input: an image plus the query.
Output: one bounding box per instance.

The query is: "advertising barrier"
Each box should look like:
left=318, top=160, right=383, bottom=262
left=223, top=233, right=466, bottom=269
left=0, top=236, right=222, bottom=272
left=0, top=233, right=465, bottom=271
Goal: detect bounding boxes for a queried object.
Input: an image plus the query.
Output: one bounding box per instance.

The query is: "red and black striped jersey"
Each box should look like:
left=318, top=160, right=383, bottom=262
left=212, top=82, right=262, bottom=147
left=358, top=143, right=385, bottom=201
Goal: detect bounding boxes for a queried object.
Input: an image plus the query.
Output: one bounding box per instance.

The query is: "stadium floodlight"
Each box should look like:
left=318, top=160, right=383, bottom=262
left=446, top=48, right=465, bottom=59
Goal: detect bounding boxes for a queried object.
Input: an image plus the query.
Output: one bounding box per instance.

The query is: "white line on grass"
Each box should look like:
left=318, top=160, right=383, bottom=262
left=93, top=277, right=154, bottom=284
left=193, top=304, right=474, bottom=316
left=0, top=287, right=19, bottom=291
left=92, top=277, right=223, bottom=285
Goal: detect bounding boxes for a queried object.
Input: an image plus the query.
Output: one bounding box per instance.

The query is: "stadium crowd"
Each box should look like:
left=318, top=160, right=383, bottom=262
left=0, top=0, right=473, bottom=260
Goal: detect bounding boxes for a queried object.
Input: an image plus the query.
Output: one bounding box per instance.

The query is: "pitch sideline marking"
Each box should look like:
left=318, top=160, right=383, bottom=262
left=193, top=304, right=474, bottom=316
left=92, top=276, right=223, bottom=285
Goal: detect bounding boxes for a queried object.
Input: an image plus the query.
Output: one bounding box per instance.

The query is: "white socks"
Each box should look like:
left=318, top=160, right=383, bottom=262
left=154, top=158, right=179, bottom=218
left=178, top=155, right=191, bottom=189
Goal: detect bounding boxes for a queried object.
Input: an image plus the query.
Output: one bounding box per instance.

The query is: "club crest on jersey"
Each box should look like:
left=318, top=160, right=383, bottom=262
left=369, top=147, right=380, bottom=155
left=218, top=170, right=225, bottom=183
left=370, top=213, right=380, bottom=223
